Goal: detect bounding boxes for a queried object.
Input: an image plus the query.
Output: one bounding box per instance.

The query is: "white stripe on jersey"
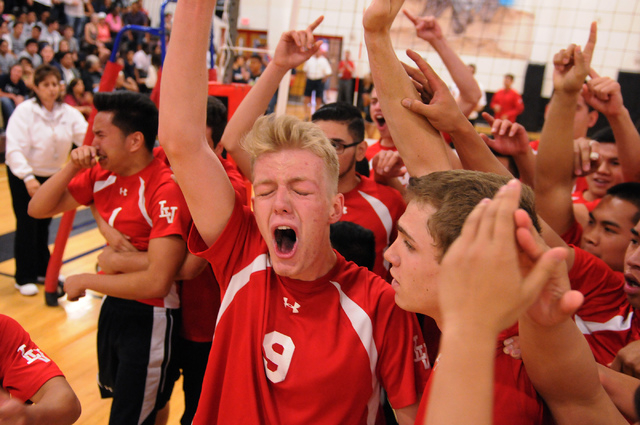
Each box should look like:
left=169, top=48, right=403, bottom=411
left=216, top=254, right=270, bottom=326
left=330, top=280, right=380, bottom=425
left=358, top=190, right=393, bottom=244
left=138, top=177, right=153, bottom=227
left=575, top=311, right=634, bottom=334
left=93, top=175, right=117, bottom=193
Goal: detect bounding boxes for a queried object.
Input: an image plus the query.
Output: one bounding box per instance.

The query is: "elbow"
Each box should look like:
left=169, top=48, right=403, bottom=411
left=28, top=199, right=48, bottom=219
left=67, top=393, right=82, bottom=424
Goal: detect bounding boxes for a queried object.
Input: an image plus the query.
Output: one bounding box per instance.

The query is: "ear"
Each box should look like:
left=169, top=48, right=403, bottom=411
left=328, top=192, right=344, bottom=224
left=587, top=110, right=599, bottom=128
left=127, top=131, right=146, bottom=153
left=355, top=141, right=367, bottom=162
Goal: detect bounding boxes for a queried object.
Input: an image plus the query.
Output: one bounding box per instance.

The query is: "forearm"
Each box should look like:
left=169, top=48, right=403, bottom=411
left=222, top=62, right=290, bottom=178
left=28, top=161, right=80, bottom=218
left=534, top=92, right=579, bottom=233
left=426, top=326, right=496, bottom=425
left=606, top=108, right=640, bottom=182
left=103, top=251, right=148, bottom=274
left=598, top=363, right=640, bottom=421
left=77, top=267, right=177, bottom=299
left=512, top=149, right=536, bottom=188
left=430, top=38, right=481, bottom=116
left=364, top=33, right=450, bottom=177
left=519, top=316, right=623, bottom=425
left=450, top=121, right=511, bottom=176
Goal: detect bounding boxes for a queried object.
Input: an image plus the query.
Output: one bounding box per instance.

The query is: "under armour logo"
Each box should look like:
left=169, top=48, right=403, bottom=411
left=283, top=297, right=300, bottom=313
left=413, top=335, right=430, bottom=369
left=158, top=200, right=178, bottom=223
left=342, top=206, right=348, bottom=215
left=17, top=344, right=51, bottom=365
left=119, top=187, right=128, bottom=196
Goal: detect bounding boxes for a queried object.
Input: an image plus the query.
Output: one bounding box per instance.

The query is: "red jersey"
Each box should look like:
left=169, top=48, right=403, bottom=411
left=415, top=324, right=553, bottom=425
left=188, top=198, right=430, bottom=424
left=338, top=60, right=354, bottom=80
left=0, top=315, right=64, bottom=402
left=489, top=88, right=524, bottom=122
left=342, top=174, right=405, bottom=277
left=569, top=246, right=639, bottom=365
left=68, top=157, right=191, bottom=308
left=365, top=141, right=410, bottom=187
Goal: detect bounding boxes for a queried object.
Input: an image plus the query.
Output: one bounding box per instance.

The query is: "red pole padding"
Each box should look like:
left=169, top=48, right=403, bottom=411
left=44, top=61, right=124, bottom=305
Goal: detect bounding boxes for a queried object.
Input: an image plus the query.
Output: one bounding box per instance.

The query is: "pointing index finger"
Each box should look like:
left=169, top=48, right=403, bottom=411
left=588, top=68, right=600, bottom=79
left=583, top=21, right=597, bottom=58
left=402, top=9, right=418, bottom=24
left=307, top=16, right=324, bottom=32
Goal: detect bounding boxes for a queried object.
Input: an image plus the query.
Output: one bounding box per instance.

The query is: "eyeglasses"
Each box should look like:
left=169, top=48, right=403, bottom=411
left=330, top=139, right=362, bottom=154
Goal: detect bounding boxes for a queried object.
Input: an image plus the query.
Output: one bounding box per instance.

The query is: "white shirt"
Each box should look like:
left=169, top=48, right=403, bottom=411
left=303, top=55, right=332, bottom=80
left=6, top=99, right=88, bottom=181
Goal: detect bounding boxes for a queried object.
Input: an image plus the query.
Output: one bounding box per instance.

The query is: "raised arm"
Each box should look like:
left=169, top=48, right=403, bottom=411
left=221, top=17, right=325, bottom=179
left=584, top=69, right=640, bottom=182
left=535, top=23, right=597, bottom=236
left=363, top=0, right=450, bottom=177
left=158, top=0, right=235, bottom=247
left=400, top=52, right=509, bottom=177
left=403, top=10, right=481, bottom=117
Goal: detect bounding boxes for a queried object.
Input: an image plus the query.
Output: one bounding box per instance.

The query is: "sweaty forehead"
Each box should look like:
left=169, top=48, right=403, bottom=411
left=253, top=150, right=328, bottom=184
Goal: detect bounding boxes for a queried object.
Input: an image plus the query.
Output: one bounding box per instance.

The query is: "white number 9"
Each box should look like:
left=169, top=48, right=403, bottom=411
left=263, top=331, right=295, bottom=383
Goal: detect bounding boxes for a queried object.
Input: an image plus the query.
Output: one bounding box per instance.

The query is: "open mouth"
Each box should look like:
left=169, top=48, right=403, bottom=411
left=374, top=114, right=386, bottom=128
left=626, top=275, right=640, bottom=288
left=274, top=226, right=297, bottom=256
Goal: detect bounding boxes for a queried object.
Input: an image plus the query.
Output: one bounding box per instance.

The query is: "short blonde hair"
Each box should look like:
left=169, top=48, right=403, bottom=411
left=242, top=114, right=339, bottom=195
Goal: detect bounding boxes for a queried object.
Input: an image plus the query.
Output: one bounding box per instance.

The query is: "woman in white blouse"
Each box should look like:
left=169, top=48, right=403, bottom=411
left=6, top=64, right=88, bottom=296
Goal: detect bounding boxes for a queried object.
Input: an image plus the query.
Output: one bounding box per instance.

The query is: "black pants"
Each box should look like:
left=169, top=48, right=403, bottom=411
left=7, top=167, right=51, bottom=285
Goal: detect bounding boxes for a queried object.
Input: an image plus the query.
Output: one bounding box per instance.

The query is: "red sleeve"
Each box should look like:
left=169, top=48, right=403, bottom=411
left=569, top=246, right=626, bottom=315
left=67, top=167, right=97, bottom=206
left=0, top=315, right=64, bottom=402
left=188, top=196, right=265, bottom=292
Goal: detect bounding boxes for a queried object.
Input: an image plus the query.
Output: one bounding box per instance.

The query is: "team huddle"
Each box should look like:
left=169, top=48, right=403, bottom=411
left=3, top=0, right=640, bottom=424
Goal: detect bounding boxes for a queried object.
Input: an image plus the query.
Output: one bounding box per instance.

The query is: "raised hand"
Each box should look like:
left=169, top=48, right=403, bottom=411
left=402, top=10, right=443, bottom=43
left=273, top=16, right=324, bottom=71
left=481, top=112, right=530, bottom=156
left=583, top=69, right=625, bottom=117
left=400, top=49, right=467, bottom=134
left=438, top=180, right=566, bottom=334
left=552, top=22, right=597, bottom=94
left=371, top=150, right=406, bottom=181
left=70, top=145, right=99, bottom=169
left=572, top=137, right=601, bottom=177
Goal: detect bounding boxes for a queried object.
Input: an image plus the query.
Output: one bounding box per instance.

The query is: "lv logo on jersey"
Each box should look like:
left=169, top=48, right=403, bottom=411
left=17, top=344, right=51, bottom=365
left=158, top=200, right=178, bottom=223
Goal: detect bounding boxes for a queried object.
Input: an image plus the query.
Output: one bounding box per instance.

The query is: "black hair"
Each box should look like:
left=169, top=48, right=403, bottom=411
left=33, top=64, right=62, bottom=106
left=25, top=38, right=38, bottom=46
left=312, top=102, right=365, bottom=144
left=67, top=78, right=83, bottom=95
left=591, top=125, right=615, bottom=144
left=330, top=221, right=376, bottom=271
left=206, top=96, right=227, bottom=148
left=607, top=182, right=640, bottom=225
left=93, top=91, right=159, bottom=152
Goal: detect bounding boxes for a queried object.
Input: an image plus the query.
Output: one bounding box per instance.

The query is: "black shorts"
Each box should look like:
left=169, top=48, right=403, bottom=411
left=97, top=296, right=179, bottom=425
left=304, top=78, right=325, bottom=98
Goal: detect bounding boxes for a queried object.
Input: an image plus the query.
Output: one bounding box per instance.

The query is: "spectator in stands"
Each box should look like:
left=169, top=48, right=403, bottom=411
left=18, top=56, right=34, bottom=90
left=490, top=73, right=524, bottom=122
left=81, top=53, right=101, bottom=92
left=302, top=47, right=332, bottom=117
left=60, top=25, right=79, bottom=54
left=22, top=11, right=37, bottom=39
left=9, top=21, right=26, bottom=55
left=0, top=63, right=27, bottom=126
left=245, top=53, right=262, bottom=85
left=122, top=0, right=148, bottom=47
left=104, top=5, right=122, bottom=38
left=18, top=38, right=42, bottom=68
left=39, top=43, right=56, bottom=67
left=0, top=38, right=16, bottom=74
left=57, top=50, right=80, bottom=85
left=231, top=55, right=248, bottom=84
left=63, top=0, right=92, bottom=44
left=41, top=17, right=62, bottom=51
left=0, top=314, right=82, bottom=424
left=64, top=77, right=92, bottom=118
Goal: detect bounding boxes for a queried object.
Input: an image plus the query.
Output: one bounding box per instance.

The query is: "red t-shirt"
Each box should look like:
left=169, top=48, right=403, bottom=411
left=338, top=60, right=354, bottom=80
left=68, top=158, right=191, bottom=308
left=568, top=245, right=639, bottom=365
left=489, top=88, right=524, bottom=122
left=0, top=315, right=64, bottom=402
left=365, top=141, right=410, bottom=187
left=188, top=198, right=430, bottom=424
left=342, top=174, right=405, bottom=277
left=415, top=324, right=554, bottom=425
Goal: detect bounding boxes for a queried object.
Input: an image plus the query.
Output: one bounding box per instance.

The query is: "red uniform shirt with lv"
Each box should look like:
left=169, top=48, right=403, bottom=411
left=188, top=197, right=430, bottom=424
